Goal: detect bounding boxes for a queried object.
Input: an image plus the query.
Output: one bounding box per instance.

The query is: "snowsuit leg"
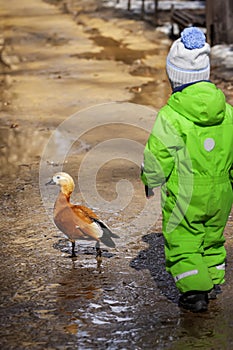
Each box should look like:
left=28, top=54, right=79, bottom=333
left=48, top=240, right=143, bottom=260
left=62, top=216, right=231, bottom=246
left=162, top=178, right=232, bottom=294
left=202, top=181, right=232, bottom=285
left=202, top=220, right=226, bottom=286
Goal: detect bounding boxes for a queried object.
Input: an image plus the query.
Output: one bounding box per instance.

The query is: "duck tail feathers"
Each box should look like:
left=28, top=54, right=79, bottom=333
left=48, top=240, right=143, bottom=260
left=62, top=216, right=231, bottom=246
left=93, top=219, right=119, bottom=247
left=100, top=228, right=116, bottom=248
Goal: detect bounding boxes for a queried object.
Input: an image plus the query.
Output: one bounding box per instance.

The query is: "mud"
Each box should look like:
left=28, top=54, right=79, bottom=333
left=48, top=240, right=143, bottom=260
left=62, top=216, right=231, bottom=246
left=0, top=0, right=233, bottom=349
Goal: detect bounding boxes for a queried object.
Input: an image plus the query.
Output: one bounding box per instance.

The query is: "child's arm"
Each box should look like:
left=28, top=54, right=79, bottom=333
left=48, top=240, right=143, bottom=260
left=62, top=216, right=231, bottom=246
left=141, top=111, right=179, bottom=191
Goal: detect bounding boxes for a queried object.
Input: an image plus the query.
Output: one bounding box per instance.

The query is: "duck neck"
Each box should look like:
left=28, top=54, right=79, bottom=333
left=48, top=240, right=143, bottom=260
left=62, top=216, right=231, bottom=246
left=55, top=193, right=70, bottom=212
left=60, top=184, right=73, bottom=199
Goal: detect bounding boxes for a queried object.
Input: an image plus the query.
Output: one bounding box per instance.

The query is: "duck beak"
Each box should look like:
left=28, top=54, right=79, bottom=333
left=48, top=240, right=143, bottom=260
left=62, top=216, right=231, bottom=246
left=45, top=178, right=56, bottom=186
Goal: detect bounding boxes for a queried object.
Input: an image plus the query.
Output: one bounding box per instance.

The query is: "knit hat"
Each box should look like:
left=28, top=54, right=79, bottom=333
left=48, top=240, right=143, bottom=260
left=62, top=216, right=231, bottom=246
left=166, top=27, right=210, bottom=90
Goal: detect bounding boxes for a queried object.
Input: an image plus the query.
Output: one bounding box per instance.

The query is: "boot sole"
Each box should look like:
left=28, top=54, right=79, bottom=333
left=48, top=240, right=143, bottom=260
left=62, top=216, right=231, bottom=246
left=179, top=300, right=208, bottom=312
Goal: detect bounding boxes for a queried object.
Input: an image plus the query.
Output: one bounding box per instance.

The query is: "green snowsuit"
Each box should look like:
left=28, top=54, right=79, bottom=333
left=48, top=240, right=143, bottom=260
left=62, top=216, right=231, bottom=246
left=141, top=81, right=233, bottom=293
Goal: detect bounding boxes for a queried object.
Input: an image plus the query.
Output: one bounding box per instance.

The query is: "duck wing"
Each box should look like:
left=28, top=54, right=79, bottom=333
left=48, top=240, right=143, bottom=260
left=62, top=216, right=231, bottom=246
left=71, top=205, right=119, bottom=247
left=70, top=205, right=106, bottom=241
left=54, top=206, right=86, bottom=239
left=73, top=205, right=99, bottom=220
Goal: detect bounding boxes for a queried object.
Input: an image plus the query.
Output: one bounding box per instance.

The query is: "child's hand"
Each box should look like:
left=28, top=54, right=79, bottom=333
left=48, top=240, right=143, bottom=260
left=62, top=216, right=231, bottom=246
left=145, top=185, right=154, bottom=198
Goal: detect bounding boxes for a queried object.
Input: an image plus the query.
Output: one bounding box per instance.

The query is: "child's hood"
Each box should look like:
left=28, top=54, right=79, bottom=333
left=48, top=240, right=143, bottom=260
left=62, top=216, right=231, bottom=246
left=167, top=82, right=226, bottom=126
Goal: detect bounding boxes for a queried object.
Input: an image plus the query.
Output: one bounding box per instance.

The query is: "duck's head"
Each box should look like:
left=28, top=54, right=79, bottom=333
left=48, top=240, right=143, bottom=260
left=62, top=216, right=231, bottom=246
left=46, top=172, right=75, bottom=197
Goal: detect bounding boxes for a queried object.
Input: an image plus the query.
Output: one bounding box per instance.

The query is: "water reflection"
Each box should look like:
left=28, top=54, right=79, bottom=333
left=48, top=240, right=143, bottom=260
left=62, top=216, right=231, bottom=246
left=57, top=263, right=102, bottom=301
left=172, top=307, right=232, bottom=349
left=0, top=126, right=49, bottom=177
left=53, top=254, right=179, bottom=349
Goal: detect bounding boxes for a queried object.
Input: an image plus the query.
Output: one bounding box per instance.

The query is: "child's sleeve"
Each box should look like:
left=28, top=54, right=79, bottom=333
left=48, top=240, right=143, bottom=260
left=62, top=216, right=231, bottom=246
left=230, top=165, right=233, bottom=189
left=141, top=111, right=180, bottom=189
left=227, top=104, right=233, bottom=190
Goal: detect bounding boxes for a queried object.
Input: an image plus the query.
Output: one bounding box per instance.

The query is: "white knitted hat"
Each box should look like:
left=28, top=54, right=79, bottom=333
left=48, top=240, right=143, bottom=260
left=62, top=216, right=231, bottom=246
left=166, top=27, right=210, bottom=90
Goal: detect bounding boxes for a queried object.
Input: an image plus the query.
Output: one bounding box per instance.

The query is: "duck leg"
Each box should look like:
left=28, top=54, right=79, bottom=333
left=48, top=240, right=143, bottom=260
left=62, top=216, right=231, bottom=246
left=95, top=241, right=102, bottom=264
left=71, top=240, right=77, bottom=258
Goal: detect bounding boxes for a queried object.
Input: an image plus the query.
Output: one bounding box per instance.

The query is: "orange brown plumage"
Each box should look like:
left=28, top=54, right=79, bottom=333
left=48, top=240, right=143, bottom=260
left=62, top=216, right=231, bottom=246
left=46, top=172, right=119, bottom=258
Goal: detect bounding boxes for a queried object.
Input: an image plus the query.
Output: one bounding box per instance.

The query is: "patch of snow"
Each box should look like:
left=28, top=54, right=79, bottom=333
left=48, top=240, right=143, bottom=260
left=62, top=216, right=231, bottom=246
left=211, top=45, right=233, bottom=69
left=103, top=0, right=205, bottom=12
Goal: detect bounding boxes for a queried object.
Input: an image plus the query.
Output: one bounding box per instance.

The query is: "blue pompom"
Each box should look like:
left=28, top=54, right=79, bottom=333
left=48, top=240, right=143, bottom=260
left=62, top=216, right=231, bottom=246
left=181, top=27, right=206, bottom=49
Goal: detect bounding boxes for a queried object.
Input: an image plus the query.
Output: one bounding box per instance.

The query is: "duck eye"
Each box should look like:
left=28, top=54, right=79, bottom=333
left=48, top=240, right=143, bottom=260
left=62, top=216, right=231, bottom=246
left=57, top=176, right=60, bottom=179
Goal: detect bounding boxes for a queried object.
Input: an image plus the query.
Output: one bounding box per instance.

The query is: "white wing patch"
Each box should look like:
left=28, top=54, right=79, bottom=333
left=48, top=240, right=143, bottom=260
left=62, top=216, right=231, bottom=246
left=76, top=222, right=103, bottom=238
left=90, top=222, right=103, bottom=238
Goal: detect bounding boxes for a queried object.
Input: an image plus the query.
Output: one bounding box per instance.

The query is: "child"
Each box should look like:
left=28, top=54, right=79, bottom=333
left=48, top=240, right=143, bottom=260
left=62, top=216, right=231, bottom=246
left=141, top=27, right=233, bottom=312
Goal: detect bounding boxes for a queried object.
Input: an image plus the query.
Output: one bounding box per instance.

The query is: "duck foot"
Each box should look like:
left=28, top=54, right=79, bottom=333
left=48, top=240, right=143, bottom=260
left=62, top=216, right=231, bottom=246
left=96, top=248, right=102, bottom=259
left=95, top=242, right=102, bottom=257
left=95, top=242, right=102, bottom=267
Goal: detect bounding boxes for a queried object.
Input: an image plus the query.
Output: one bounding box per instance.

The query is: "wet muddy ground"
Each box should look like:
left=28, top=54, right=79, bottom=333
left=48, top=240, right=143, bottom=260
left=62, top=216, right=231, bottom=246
left=1, top=0, right=233, bottom=349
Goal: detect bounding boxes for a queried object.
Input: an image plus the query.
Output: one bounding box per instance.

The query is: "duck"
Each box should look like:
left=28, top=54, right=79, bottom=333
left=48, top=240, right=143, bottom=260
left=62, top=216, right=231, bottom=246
left=46, top=172, right=119, bottom=260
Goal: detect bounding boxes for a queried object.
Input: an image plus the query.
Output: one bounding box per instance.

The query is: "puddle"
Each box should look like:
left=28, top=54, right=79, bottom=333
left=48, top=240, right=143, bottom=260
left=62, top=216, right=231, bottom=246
left=0, top=125, right=50, bottom=178
left=73, top=31, right=159, bottom=65
left=73, top=31, right=170, bottom=108
left=70, top=25, right=170, bottom=109
left=129, top=79, right=170, bottom=108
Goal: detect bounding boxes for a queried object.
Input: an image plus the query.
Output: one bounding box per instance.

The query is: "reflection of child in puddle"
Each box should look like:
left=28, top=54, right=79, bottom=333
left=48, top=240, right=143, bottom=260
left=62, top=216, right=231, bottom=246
left=141, top=27, right=233, bottom=312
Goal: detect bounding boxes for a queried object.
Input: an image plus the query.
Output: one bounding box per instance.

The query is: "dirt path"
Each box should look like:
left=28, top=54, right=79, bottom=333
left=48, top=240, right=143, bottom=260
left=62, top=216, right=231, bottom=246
left=0, top=1, right=233, bottom=349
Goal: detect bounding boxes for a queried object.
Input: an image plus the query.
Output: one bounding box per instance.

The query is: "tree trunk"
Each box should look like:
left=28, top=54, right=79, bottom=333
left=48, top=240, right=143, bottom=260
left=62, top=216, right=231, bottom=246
left=206, top=0, right=233, bottom=45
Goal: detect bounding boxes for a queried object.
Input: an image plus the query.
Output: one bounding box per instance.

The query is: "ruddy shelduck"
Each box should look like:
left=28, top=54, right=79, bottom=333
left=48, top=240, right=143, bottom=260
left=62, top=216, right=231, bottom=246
left=46, top=172, right=119, bottom=259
